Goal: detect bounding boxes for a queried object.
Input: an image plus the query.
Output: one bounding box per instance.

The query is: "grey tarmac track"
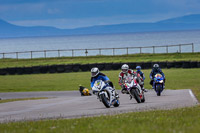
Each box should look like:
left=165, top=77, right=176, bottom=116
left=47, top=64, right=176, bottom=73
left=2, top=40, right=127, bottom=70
left=0, top=89, right=199, bottom=123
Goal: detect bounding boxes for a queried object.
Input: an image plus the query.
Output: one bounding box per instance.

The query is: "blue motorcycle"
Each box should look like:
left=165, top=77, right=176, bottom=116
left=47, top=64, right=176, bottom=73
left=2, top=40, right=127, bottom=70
left=153, top=74, right=164, bottom=96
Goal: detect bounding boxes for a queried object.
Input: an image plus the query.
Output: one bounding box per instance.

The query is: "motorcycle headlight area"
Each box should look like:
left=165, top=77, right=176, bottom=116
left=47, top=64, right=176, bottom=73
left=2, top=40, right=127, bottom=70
left=95, top=82, right=101, bottom=89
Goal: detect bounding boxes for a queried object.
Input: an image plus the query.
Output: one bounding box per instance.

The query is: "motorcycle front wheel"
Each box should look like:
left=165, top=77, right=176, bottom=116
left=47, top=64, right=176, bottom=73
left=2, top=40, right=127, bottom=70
left=156, top=84, right=162, bottom=96
left=131, top=88, right=141, bottom=103
left=100, top=93, right=110, bottom=108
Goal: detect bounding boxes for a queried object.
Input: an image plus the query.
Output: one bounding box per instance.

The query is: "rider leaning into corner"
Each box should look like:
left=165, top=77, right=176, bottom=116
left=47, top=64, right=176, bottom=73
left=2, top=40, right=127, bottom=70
left=90, top=67, right=119, bottom=97
left=118, top=64, right=145, bottom=94
left=149, top=64, right=166, bottom=88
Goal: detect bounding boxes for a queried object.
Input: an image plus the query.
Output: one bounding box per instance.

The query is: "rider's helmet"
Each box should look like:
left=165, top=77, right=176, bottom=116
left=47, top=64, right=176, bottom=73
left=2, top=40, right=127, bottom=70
left=82, top=88, right=90, bottom=96
left=136, top=66, right=141, bottom=72
left=153, top=64, right=159, bottom=72
left=91, top=67, right=99, bottom=77
left=121, top=64, right=129, bottom=73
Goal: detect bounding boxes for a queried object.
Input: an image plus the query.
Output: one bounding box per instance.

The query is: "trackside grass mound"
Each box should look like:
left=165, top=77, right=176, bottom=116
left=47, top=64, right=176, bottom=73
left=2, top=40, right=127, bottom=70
left=0, top=52, right=200, bottom=68
left=0, top=68, right=199, bottom=96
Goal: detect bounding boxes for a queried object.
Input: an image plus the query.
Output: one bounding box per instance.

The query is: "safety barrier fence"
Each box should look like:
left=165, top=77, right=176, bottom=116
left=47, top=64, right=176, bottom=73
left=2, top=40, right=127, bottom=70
left=0, top=61, right=199, bottom=75
left=0, top=43, right=194, bottom=59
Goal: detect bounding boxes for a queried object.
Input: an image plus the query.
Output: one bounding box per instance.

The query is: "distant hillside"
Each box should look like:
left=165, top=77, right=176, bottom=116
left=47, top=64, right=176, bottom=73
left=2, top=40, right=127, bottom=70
left=158, top=14, right=200, bottom=23
left=0, top=19, right=70, bottom=38
left=1, top=14, right=200, bottom=38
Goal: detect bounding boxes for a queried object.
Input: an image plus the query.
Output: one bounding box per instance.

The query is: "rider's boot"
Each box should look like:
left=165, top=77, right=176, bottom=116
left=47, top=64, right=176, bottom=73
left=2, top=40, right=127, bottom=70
left=129, top=95, right=132, bottom=100
left=142, top=87, right=148, bottom=92
left=115, top=91, right=119, bottom=98
left=121, top=88, right=127, bottom=94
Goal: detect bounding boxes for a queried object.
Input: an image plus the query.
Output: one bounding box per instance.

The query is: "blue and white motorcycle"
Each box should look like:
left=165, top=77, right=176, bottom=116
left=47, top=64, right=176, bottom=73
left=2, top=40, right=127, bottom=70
left=92, top=80, right=120, bottom=108
left=153, top=74, right=165, bottom=96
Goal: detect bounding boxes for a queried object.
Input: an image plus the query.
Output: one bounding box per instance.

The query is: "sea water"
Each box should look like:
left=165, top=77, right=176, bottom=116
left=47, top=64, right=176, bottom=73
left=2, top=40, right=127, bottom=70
left=0, top=30, right=200, bottom=59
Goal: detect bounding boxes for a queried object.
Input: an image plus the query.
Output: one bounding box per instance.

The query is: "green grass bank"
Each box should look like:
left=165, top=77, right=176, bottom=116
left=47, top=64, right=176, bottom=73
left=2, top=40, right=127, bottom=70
left=0, top=52, right=200, bottom=68
left=0, top=68, right=199, bottom=98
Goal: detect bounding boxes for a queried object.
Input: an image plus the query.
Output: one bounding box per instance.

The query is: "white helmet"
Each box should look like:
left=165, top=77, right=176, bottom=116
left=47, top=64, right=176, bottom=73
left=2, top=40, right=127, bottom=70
left=91, top=67, right=99, bottom=77
left=121, top=64, right=129, bottom=73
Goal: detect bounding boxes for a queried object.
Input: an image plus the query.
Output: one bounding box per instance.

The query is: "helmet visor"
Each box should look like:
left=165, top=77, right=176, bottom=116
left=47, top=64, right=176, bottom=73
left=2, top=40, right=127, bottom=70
left=136, top=68, right=140, bottom=71
left=122, top=69, right=127, bottom=73
left=154, top=67, right=158, bottom=71
left=91, top=72, right=98, bottom=77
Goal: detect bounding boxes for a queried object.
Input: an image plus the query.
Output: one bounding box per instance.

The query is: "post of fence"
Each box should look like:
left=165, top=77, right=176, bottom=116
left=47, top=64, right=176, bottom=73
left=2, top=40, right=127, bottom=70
left=58, top=50, right=60, bottom=57
left=44, top=50, right=46, bottom=58
left=192, top=43, right=194, bottom=53
left=16, top=52, right=18, bottom=59
left=126, top=47, right=128, bottom=55
left=153, top=46, right=155, bottom=54
left=31, top=51, right=33, bottom=59
left=140, top=47, right=142, bottom=54
left=179, top=44, right=181, bottom=53
left=99, top=49, right=101, bottom=55
left=166, top=45, right=168, bottom=53
left=85, top=49, right=88, bottom=56
left=72, top=50, right=74, bottom=57
left=3, top=53, right=5, bottom=59
left=113, top=48, right=115, bottom=56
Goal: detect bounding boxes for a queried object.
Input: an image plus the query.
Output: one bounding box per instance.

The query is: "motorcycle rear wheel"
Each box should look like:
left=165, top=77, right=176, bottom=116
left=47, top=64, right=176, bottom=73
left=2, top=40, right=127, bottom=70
left=113, top=98, right=120, bottom=107
left=141, top=94, right=145, bottom=103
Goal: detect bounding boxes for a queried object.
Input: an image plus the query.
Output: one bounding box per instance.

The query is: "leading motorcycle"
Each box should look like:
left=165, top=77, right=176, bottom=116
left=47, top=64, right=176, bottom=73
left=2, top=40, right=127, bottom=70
left=92, top=80, right=120, bottom=108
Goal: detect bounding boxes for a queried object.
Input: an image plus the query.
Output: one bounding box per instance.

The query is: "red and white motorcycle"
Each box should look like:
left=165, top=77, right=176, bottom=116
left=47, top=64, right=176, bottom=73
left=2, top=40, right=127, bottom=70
left=123, top=75, right=145, bottom=103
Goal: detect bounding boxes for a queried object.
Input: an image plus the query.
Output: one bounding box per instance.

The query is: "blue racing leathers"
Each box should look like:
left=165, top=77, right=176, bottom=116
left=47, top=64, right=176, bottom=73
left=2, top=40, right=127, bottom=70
left=149, top=68, right=165, bottom=80
left=90, top=73, right=110, bottom=88
left=137, top=71, right=145, bottom=81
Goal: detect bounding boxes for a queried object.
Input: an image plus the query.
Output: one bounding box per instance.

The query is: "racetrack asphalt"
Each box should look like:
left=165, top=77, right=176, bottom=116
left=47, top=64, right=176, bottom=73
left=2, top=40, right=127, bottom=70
left=0, top=89, right=199, bottom=123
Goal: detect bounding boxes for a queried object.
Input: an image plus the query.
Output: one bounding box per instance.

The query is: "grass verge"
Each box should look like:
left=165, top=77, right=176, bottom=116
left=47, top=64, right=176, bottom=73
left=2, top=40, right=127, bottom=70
left=0, top=97, right=49, bottom=104
left=0, top=52, right=200, bottom=68
left=0, top=105, right=199, bottom=133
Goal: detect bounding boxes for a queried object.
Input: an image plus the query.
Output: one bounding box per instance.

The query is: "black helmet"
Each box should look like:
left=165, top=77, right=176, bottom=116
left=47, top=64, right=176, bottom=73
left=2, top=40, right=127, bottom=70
left=153, top=64, right=159, bottom=71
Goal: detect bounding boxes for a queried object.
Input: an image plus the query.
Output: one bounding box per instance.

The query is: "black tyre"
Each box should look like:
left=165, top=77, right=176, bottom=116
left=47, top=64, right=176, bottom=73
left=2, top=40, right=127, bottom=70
left=156, top=84, right=161, bottom=96
left=113, top=98, right=120, bottom=107
left=131, top=88, right=141, bottom=103
left=100, top=93, right=110, bottom=108
left=141, top=94, right=145, bottom=103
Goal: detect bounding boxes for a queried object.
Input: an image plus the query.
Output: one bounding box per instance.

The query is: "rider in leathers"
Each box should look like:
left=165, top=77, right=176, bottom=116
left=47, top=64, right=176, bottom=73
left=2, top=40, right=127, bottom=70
left=118, top=64, right=143, bottom=94
left=90, top=67, right=118, bottom=97
left=149, top=64, right=165, bottom=88
left=136, top=66, right=147, bottom=92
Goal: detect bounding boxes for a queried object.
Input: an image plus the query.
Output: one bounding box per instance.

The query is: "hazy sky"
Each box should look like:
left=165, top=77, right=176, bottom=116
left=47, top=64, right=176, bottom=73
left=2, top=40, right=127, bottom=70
left=0, top=0, right=200, bottom=29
